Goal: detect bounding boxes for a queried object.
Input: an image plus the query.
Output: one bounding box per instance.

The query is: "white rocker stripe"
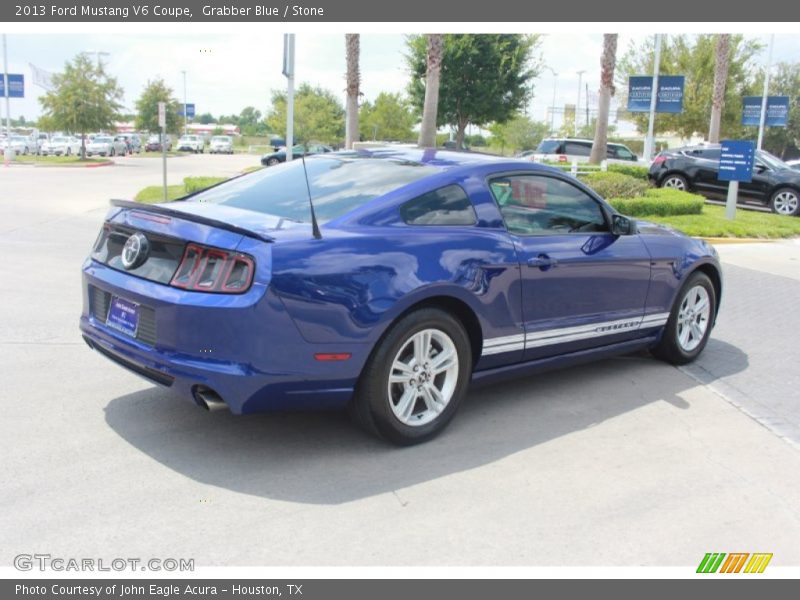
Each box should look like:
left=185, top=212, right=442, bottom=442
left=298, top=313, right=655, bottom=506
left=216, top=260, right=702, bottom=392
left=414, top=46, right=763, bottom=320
left=482, top=312, right=672, bottom=356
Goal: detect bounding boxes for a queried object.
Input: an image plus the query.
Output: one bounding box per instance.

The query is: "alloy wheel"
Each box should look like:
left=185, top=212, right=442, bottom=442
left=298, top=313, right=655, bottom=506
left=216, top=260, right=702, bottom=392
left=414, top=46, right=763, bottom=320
left=676, top=285, right=711, bottom=352
left=773, top=190, right=799, bottom=215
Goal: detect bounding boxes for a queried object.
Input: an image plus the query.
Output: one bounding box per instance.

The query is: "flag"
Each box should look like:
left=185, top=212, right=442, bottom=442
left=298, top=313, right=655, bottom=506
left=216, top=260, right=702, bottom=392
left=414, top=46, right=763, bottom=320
left=29, top=63, right=55, bottom=91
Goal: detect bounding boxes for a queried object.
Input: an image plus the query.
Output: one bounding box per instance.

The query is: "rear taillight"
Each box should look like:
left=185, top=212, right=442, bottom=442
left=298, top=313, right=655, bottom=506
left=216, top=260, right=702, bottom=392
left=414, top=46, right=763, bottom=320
left=170, top=243, right=255, bottom=293
left=652, top=155, right=667, bottom=165
left=558, top=155, right=568, bottom=163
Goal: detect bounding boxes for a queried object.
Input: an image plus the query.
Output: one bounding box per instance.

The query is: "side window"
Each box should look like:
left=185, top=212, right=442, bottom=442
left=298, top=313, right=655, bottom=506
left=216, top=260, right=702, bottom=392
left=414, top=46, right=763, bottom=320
left=564, top=142, right=591, bottom=156
left=489, top=175, right=608, bottom=236
left=701, top=149, right=721, bottom=161
left=614, top=146, right=635, bottom=160
left=400, top=185, right=477, bottom=226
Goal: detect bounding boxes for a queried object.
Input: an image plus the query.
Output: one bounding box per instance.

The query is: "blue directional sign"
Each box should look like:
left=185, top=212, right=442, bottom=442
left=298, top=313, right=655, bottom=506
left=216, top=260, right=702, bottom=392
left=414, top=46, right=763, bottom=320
left=718, top=140, right=756, bottom=183
left=177, top=103, right=195, bottom=118
left=0, top=74, right=25, bottom=98
left=742, top=96, right=790, bottom=127
left=627, top=75, right=685, bottom=113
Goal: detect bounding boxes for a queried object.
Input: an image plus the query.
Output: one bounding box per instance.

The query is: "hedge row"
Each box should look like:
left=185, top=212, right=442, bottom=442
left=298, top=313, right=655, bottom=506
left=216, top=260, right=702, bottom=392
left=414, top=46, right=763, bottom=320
left=579, top=171, right=650, bottom=199
left=608, top=188, right=705, bottom=217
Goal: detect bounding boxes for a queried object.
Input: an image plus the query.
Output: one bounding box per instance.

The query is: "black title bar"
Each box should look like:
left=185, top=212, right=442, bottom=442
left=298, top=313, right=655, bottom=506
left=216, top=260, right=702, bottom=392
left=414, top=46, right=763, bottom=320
left=2, top=0, right=798, bottom=22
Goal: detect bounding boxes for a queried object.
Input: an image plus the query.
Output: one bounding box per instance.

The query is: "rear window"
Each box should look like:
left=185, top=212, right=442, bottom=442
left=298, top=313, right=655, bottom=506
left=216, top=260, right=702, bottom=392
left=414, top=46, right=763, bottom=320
left=536, top=140, right=561, bottom=153
left=188, top=156, right=441, bottom=223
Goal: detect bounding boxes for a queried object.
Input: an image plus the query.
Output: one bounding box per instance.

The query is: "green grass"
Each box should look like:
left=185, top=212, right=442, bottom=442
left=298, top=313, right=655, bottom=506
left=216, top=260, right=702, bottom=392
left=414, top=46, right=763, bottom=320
left=647, top=204, right=800, bottom=239
left=12, top=155, right=109, bottom=165
left=134, top=185, right=187, bottom=203
left=241, top=165, right=264, bottom=174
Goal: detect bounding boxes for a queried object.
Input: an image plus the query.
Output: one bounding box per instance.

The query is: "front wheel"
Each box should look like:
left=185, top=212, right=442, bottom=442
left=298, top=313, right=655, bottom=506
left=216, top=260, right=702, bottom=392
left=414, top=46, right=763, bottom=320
left=266, top=157, right=280, bottom=166
left=652, top=271, right=716, bottom=365
left=660, top=173, right=689, bottom=191
left=769, top=188, right=800, bottom=216
left=350, top=308, right=472, bottom=445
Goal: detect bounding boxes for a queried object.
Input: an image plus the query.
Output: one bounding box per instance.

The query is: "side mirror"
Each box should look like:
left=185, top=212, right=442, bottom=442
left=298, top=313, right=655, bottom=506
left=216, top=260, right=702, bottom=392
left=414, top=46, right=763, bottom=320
left=755, top=164, right=768, bottom=174
left=611, top=214, right=635, bottom=236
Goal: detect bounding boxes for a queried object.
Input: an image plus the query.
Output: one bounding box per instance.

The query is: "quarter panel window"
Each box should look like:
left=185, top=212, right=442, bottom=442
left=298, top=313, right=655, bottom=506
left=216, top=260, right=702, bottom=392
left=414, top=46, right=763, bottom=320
left=564, top=142, right=591, bottom=156
left=489, top=175, right=608, bottom=236
left=400, top=185, right=477, bottom=226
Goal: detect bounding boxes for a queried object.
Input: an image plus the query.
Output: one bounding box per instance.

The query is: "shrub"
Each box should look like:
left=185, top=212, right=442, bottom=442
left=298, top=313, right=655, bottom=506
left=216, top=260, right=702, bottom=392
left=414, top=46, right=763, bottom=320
left=607, top=163, right=650, bottom=180
left=579, top=171, right=650, bottom=199
left=183, top=176, right=227, bottom=194
left=608, top=188, right=705, bottom=217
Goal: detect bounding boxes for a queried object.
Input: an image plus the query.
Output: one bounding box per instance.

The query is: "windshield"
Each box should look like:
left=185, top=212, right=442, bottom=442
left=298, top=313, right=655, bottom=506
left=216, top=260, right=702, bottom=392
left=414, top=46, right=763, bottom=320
left=187, top=156, right=441, bottom=223
left=757, top=150, right=790, bottom=170
left=51, top=137, right=67, bottom=143
left=95, top=137, right=112, bottom=143
left=212, top=137, right=230, bottom=142
left=536, top=140, right=561, bottom=153
left=11, top=136, right=26, bottom=142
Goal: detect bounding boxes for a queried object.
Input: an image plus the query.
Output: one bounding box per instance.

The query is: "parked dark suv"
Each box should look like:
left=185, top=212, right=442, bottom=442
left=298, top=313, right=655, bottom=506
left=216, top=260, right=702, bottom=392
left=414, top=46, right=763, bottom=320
left=649, top=145, right=800, bottom=216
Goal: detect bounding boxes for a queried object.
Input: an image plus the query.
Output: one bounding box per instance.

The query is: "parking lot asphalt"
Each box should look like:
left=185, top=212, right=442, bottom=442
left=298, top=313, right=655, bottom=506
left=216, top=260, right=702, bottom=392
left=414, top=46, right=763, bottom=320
left=1, top=156, right=799, bottom=567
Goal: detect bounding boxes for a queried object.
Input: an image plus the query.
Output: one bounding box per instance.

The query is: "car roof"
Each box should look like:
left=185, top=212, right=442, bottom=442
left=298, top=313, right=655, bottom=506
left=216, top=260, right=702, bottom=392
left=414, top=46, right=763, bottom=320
left=339, top=146, right=520, bottom=170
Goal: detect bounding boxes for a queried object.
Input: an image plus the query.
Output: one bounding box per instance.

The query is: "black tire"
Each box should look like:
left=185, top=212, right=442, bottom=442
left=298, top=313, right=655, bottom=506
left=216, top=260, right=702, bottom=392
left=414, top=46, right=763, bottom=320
left=266, top=157, right=280, bottom=166
left=109, top=149, right=115, bottom=157
left=768, top=187, right=800, bottom=217
left=350, top=308, right=473, bottom=445
left=659, top=173, right=689, bottom=192
left=66, top=148, right=71, bottom=156
left=652, top=271, right=716, bottom=365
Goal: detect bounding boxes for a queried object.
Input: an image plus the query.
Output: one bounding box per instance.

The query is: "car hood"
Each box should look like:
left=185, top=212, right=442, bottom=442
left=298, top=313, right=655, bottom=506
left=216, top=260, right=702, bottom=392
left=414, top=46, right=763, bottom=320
left=770, top=168, right=800, bottom=184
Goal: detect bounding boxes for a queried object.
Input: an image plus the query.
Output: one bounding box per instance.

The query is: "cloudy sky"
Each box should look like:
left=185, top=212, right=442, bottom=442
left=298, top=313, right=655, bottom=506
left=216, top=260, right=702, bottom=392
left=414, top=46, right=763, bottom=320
left=3, top=32, right=798, bottom=130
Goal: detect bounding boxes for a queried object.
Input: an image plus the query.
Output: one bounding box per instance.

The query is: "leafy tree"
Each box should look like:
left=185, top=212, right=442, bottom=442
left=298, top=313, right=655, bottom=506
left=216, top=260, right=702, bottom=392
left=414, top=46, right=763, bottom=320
left=406, top=34, right=542, bottom=149
left=748, top=62, right=800, bottom=158
left=134, top=78, right=183, bottom=135
left=265, top=83, right=345, bottom=145
left=617, top=34, right=761, bottom=139
left=196, top=112, right=216, bottom=125
left=238, top=106, right=264, bottom=136
left=360, top=92, right=416, bottom=142
left=489, top=115, right=550, bottom=153
left=38, top=53, right=123, bottom=158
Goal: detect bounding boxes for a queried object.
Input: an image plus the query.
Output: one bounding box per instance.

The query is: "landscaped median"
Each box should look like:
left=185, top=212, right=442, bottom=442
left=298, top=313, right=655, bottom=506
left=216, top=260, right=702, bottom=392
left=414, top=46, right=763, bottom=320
left=132, top=168, right=800, bottom=239
left=578, top=171, right=800, bottom=239
left=7, top=155, right=113, bottom=167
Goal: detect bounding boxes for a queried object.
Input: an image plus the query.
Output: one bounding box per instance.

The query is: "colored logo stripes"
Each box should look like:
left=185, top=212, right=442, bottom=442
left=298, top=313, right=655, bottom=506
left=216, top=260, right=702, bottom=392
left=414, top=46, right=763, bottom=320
left=697, top=552, right=773, bottom=573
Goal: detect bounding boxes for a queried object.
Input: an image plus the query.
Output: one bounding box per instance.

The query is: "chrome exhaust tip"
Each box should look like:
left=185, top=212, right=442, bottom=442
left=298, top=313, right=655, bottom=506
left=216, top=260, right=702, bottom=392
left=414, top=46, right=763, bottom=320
left=194, top=387, right=228, bottom=412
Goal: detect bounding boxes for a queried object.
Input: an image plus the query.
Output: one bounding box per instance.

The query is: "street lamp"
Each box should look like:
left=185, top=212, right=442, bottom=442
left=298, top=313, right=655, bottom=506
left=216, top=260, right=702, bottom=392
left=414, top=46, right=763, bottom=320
left=545, top=66, right=558, bottom=135
left=575, top=70, right=586, bottom=137
left=181, top=70, right=188, bottom=136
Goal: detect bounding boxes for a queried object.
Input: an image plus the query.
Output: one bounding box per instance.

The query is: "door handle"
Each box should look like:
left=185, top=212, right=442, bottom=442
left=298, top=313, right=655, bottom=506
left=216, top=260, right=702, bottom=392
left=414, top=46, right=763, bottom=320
left=527, top=254, right=558, bottom=270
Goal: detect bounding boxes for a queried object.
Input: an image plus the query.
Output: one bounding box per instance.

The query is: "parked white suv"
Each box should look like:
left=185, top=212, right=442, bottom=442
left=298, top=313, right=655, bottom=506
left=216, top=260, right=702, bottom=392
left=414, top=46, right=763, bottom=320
left=177, top=135, right=204, bottom=153
left=530, top=138, right=643, bottom=165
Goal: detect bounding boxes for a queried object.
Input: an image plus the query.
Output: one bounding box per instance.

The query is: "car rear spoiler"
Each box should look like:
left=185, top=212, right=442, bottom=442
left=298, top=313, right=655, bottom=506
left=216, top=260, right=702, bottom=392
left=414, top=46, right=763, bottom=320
left=109, top=199, right=275, bottom=243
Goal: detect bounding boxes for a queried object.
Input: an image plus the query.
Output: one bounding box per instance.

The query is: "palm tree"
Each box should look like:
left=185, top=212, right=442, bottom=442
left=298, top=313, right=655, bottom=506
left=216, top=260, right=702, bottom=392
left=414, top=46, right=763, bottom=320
left=589, top=34, right=618, bottom=164
left=708, top=34, right=731, bottom=144
left=418, top=34, right=443, bottom=148
left=345, top=33, right=360, bottom=149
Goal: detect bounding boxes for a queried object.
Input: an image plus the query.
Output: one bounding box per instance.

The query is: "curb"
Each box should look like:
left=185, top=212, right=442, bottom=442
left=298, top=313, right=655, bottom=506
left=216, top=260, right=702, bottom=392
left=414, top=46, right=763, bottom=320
left=700, top=237, right=777, bottom=245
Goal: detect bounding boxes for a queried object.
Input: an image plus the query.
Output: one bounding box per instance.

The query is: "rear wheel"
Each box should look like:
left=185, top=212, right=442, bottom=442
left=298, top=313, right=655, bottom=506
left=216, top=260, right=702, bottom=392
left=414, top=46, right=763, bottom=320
left=350, top=308, right=472, bottom=445
left=769, top=188, right=800, bottom=216
left=660, top=173, right=689, bottom=191
left=652, top=271, right=716, bottom=365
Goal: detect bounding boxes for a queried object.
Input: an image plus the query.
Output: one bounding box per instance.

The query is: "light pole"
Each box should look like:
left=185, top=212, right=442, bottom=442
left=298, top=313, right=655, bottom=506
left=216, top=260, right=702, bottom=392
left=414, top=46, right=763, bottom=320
left=644, top=34, right=663, bottom=162
left=181, top=70, right=188, bottom=136
left=757, top=34, right=775, bottom=151
left=3, top=34, right=10, bottom=138
left=575, top=70, right=586, bottom=137
left=545, top=66, right=558, bottom=135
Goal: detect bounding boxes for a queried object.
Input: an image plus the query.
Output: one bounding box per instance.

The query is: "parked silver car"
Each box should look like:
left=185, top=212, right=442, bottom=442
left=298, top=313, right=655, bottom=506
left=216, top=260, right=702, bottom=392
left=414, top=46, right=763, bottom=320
left=1, top=135, right=33, bottom=155
left=86, top=135, right=128, bottom=157
left=209, top=135, right=234, bottom=154
left=41, top=135, right=82, bottom=156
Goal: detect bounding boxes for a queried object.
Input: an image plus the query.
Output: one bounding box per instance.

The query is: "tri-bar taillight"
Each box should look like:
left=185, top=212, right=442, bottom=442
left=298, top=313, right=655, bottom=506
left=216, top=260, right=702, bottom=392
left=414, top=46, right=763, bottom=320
left=170, top=243, right=255, bottom=293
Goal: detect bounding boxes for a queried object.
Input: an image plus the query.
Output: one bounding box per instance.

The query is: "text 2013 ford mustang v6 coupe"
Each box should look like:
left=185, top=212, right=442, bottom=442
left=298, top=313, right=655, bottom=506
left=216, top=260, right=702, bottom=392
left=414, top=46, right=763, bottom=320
left=81, top=148, right=722, bottom=445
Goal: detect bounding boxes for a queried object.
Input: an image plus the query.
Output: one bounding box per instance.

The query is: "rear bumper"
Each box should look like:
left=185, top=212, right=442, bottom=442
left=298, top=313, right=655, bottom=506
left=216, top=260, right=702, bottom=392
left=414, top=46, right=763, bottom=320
left=81, top=260, right=367, bottom=414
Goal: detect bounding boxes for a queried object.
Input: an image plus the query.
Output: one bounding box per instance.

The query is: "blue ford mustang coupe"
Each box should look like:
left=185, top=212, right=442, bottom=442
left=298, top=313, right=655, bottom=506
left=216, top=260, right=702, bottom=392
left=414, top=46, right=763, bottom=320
left=81, top=148, right=722, bottom=444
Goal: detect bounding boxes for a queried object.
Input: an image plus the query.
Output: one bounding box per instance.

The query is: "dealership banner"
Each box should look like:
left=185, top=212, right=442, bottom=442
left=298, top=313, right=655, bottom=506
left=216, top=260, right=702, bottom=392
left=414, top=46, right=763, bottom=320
left=742, top=96, right=790, bottom=127
left=0, top=0, right=793, bottom=21
left=0, top=74, right=25, bottom=98
left=627, top=75, right=685, bottom=113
